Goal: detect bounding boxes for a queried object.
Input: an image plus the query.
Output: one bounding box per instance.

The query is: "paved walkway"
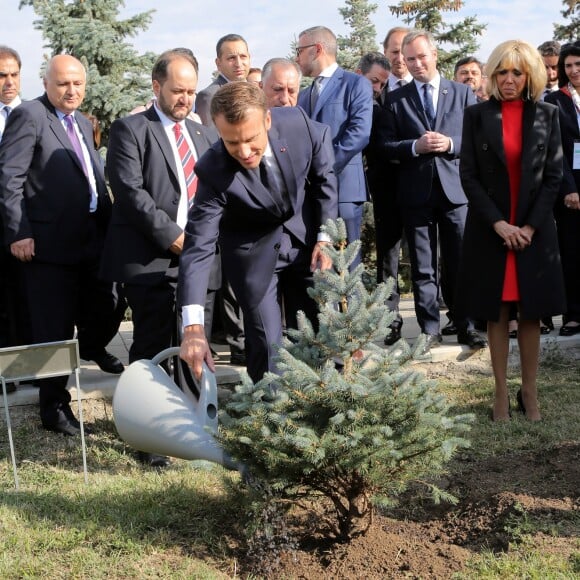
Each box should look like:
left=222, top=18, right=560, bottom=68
left=1, top=298, right=578, bottom=409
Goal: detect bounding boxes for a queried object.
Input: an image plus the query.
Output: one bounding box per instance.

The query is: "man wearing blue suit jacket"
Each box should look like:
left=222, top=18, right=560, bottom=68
left=376, top=30, right=487, bottom=352
left=179, top=82, right=338, bottom=383
left=296, top=26, right=373, bottom=268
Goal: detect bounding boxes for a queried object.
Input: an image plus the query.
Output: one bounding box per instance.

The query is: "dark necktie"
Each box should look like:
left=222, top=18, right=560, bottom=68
left=64, top=115, right=89, bottom=176
left=310, top=76, right=323, bottom=111
left=259, top=158, right=288, bottom=212
left=422, top=83, right=435, bottom=128
left=173, top=123, right=197, bottom=207
left=397, top=79, right=408, bottom=88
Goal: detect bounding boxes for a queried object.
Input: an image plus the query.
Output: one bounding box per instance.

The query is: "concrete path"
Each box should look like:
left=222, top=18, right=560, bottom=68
left=1, top=298, right=578, bottom=409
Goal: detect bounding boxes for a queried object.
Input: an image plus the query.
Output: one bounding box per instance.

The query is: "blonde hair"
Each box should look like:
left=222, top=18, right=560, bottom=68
left=486, top=40, right=547, bottom=102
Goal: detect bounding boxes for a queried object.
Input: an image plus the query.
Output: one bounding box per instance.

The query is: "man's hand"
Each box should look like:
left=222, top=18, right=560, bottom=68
left=10, top=238, right=35, bottom=262
left=169, top=233, right=185, bottom=255
left=415, top=131, right=451, bottom=155
left=180, top=324, right=214, bottom=380
left=310, top=241, right=332, bottom=272
left=493, top=220, right=534, bottom=251
left=564, top=192, right=580, bottom=211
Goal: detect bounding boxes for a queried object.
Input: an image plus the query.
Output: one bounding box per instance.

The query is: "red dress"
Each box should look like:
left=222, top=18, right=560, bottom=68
left=501, top=100, right=523, bottom=301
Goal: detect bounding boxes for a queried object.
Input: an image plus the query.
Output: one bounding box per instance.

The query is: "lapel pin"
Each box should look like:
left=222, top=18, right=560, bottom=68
left=442, top=89, right=448, bottom=95
left=280, top=147, right=287, bottom=152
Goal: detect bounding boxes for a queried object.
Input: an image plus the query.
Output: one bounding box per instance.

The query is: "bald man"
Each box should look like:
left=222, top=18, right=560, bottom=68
left=0, top=55, right=115, bottom=435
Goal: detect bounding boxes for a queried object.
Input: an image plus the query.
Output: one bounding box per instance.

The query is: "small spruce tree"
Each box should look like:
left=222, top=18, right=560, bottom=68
left=219, top=219, right=473, bottom=541
left=337, top=0, right=380, bottom=70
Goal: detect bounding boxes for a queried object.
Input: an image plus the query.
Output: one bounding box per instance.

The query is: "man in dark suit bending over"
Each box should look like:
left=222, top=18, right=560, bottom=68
left=179, top=82, right=338, bottom=383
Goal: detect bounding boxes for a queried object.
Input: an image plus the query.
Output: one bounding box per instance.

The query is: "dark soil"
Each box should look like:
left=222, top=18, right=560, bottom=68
left=239, top=443, right=579, bottom=579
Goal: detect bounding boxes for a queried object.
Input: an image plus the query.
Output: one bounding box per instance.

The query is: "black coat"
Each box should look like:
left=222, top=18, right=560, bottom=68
left=456, top=98, right=565, bottom=321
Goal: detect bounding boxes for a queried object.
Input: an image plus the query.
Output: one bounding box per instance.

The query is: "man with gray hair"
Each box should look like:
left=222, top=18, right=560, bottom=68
left=537, top=40, right=560, bottom=100
left=260, top=57, right=302, bottom=108
left=0, top=55, right=116, bottom=434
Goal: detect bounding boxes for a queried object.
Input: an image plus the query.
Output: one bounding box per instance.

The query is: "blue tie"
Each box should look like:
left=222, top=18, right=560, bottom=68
left=423, top=84, right=435, bottom=128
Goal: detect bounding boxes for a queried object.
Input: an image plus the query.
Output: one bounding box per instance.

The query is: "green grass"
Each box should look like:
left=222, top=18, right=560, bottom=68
left=1, top=348, right=578, bottom=578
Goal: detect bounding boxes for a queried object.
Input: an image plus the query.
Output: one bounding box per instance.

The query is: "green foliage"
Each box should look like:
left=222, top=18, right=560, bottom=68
left=19, top=0, right=157, bottom=146
left=337, top=0, right=380, bottom=71
left=217, top=218, right=473, bottom=541
left=554, top=0, right=580, bottom=41
left=388, top=0, right=486, bottom=77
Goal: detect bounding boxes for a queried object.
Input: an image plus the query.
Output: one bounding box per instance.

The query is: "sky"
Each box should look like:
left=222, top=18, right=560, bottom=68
left=4, top=0, right=565, bottom=100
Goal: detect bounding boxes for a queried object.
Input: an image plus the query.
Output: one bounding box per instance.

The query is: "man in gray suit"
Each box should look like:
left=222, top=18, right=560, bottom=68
left=195, top=33, right=251, bottom=128
left=103, top=50, right=217, bottom=466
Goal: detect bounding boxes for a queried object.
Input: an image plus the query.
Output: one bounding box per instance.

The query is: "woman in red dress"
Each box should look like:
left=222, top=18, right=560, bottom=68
left=458, top=40, right=565, bottom=422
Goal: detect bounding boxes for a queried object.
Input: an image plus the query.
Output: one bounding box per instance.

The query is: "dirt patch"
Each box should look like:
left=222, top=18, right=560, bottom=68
left=239, top=442, right=579, bottom=579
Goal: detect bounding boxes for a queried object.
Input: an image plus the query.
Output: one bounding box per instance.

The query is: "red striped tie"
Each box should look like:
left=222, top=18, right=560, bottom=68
left=173, top=123, right=197, bottom=206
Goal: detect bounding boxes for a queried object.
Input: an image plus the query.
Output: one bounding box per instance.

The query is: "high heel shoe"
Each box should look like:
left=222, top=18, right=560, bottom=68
left=516, top=389, right=525, bottom=414
left=516, top=389, right=542, bottom=421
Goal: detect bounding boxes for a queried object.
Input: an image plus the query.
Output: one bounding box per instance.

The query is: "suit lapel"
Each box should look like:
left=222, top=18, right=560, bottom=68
left=409, top=83, right=430, bottom=130
left=483, top=99, right=506, bottom=166
left=313, top=68, right=342, bottom=116
left=146, top=107, right=180, bottom=183
left=269, top=130, right=295, bottom=212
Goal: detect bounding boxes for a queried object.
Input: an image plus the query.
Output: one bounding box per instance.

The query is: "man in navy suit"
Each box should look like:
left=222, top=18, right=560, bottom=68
left=296, top=26, right=373, bottom=268
left=103, top=50, right=217, bottom=466
left=0, top=55, right=115, bottom=434
left=376, top=30, right=487, bottom=352
left=179, top=82, right=338, bottom=383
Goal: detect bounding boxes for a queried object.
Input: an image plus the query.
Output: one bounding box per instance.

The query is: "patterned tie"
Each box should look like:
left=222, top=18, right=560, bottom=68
left=310, top=76, right=323, bottom=112
left=64, top=115, right=89, bottom=176
left=422, top=83, right=436, bottom=128
left=173, top=123, right=197, bottom=207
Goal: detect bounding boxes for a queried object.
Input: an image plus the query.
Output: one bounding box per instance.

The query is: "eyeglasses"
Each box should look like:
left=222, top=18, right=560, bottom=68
left=296, top=44, right=317, bottom=56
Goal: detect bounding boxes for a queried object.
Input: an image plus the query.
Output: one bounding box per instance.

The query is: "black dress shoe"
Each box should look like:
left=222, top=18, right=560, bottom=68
left=87, top=351, right=124, bottom=374
left=137, top=451, right=171, bottom=468
left=384, top=323, right=402, bottom=346
left=230, top=352, right=246, bottom=366
left=418, top=333, right=442, bottom=355
left=457, top=329, right=488, bottom=349
left=42, top=410, right=80, bottom=436
left=559, top=323, right=580, bottom=336
left=441, top=320, right=458, bottom=336
left=61, top=404, right=94, bottom=434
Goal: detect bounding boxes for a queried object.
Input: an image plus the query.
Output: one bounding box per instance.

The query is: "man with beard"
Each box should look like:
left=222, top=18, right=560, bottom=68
left=102, top=49, right=217, bottom=467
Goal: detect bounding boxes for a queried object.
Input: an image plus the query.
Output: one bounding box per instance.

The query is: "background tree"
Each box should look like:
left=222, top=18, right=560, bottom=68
left=337, top=0, right=380, bottom=70
left=218, top=219, right=473, bottom=541
left=554, top=0, right=580, bottom=41
left=19, top=0, right=157, bottom=146
left=388, top=0, right=486, bottom=77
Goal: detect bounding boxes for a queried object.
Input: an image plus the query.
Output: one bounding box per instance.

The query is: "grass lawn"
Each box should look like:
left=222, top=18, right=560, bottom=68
left=1, top=344, right=578, bottom=578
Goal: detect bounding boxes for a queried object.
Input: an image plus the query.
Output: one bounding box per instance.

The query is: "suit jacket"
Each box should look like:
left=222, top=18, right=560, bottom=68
left=457, top=97, right=564, bottom=321
left=0, top=94, right=111, bottom=265
left=194, top=75, right=229, bottom=127
left=297, top=67, right=373, bottom=203
left=545, top=89, right=580, bottom=198
left=377, top=78, right=477, bottom=207
left=102, top=106, right=218, bottom=285
left=178, top=106, right=338, bottom=311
